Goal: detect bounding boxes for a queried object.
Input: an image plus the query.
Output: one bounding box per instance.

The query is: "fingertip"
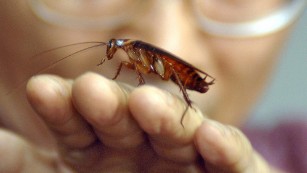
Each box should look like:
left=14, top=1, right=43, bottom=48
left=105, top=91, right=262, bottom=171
left=129, top=85, right=202, bottom=134
left=72, top=72, right=119, bottom=124
left=72, top=72, right=134, bottom=128
left=130, top=86, right=203, bottom=162
left=27, top=75, right=71, bottom=98
left=26, top=75, right=72, bottom=123
left=26, top=75, right=58, bottom=106
left=195, top=120, right=225, bottom=164
left=72, top=73, right=145, bottom=149
left=129, top=85, right=173, bottom=134
left=195, top=120, right=253, bottom=170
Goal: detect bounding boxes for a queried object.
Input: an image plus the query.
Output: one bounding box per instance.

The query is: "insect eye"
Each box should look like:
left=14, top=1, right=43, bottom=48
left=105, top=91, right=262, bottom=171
left=115, top=39, right=124, bottom=46
left=108, top=39, right=115, bottom=47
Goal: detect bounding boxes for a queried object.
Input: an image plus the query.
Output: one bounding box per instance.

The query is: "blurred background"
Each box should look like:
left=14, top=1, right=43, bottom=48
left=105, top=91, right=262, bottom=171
left=248, top=9, right=307, bottom=127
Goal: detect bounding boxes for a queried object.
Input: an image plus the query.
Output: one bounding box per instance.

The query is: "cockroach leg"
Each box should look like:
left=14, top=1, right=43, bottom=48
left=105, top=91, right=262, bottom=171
left=113, top=61, right=146, bottom=85
left=181, top=106, right=189, bottom=127
left=170, top=66, right=192, bottom=107
left=97, top=57, right=106, bottom=66
left=208, top=78, right=215, bottom=85
left=170, top=66, right=194, bottom=127
left=112, top=61, right=135, bottom=80
left=135, top=69, right=145, bottom=86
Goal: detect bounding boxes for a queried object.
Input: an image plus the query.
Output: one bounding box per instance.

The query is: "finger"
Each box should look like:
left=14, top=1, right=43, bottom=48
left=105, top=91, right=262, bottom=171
left=72, top=72, right=144, bottom=149
left=26, top=74, right=96, bottom=149
left=0, top=129, right=72, bottom=173
left=129, top=85, right=204, bottom=163
left=195, top=120, right=271, bottom=173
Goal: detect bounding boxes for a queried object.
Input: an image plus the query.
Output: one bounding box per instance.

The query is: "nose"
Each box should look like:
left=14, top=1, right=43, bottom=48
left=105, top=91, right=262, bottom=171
left=128, top=1, right=209, bottom=64
left=146, top=1, right=188, bottom=52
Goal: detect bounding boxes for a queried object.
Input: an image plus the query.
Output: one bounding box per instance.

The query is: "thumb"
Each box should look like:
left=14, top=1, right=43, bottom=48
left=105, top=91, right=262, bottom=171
left=194, top=120, right=271, bottom=173
left=0, top=129, right=72, bottom=173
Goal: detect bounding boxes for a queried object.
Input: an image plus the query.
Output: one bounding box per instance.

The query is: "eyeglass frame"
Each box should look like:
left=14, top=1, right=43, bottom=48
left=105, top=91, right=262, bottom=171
left=27, top=0, right=306, bottom=38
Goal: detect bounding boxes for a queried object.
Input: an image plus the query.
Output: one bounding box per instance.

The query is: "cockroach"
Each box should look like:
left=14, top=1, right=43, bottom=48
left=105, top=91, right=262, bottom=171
left=99, top=39, right=215, bottom=125
left=31, top=39, right=215, bottom=126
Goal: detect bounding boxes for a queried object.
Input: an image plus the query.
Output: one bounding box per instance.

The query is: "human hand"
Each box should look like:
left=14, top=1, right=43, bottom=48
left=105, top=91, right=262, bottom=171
left=13, top=72, right=280, bottom=173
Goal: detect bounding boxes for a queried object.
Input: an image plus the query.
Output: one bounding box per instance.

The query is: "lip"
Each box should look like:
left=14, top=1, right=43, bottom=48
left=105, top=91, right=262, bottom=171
left=27, top=0, right=142, bottom=30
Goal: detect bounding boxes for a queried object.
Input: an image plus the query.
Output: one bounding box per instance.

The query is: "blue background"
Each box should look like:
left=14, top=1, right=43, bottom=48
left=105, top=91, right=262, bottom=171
left=248, top=9, right=307, bottom=126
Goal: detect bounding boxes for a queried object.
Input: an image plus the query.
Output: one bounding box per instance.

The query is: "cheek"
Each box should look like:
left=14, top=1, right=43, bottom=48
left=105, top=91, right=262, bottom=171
left=209, top=37, right=283, bottom=82
left=195, top=32, right=288, bottom=124
left=206, top=31, right=291, bottom=95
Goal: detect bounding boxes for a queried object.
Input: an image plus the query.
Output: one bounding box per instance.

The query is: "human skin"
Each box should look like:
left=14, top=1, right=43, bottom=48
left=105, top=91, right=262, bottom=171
left=0, top=1, right=291, bottom=172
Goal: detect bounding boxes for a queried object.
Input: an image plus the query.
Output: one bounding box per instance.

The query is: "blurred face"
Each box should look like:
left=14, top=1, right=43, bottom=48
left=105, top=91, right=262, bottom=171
left=0, top=0, right=292, bottom=126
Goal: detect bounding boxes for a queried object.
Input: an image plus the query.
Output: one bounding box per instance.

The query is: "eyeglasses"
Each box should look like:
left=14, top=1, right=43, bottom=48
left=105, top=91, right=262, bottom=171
left=193, top=0, right=306, bottom=37
left=27, top=0, right=306, bottom=38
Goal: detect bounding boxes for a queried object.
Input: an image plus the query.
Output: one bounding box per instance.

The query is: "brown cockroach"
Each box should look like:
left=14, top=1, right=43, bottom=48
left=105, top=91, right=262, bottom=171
left=99, top=39, right=215, bottom=124
left=31, top=39, right=215, bottom=125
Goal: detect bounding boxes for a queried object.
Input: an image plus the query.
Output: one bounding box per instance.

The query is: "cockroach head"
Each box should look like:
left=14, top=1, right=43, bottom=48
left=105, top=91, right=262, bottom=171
left=107, top=39, right=116, bottom=48
left=108, top=38, right=125, bottom=47
left=115, top=39, right=125, bottom=47
left=106, top=38, right=119, bottom=59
